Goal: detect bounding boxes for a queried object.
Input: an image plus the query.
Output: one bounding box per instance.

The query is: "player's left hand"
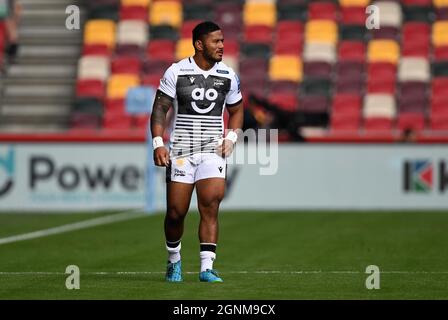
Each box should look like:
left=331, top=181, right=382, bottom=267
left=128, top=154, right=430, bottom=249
left=216, top=138, right=234, bottom=158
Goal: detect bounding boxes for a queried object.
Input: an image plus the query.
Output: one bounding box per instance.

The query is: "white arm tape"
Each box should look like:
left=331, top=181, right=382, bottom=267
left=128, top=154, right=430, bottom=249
left=225, top=131, right=238, bottom=144
left=152, top=136, right=164, bottom=149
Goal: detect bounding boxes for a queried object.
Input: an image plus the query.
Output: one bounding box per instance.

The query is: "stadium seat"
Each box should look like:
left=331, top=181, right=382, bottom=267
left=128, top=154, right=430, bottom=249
left=303, top=43, right=337, bottom=64
left=243, top=2, right=276, bottom=28
left=398, top=57, right=430, bottom=82
left=82, top=44, right=112, bottom=57
left=142, top=59, right=171, bottom=77
left=70, top=112, right=102, bottom=130
left=340, top=25, right=368, bottom=41
left=77, top=56, right=110, bottom=81
left=430, top=114, right=448, bottom=131
left=363, top=117, right=394, bottom=131
left=305, top=20, right=338, bottom=45
left=268, top=92, right=299, bottom=112
left=432, top=21, right=448, bottom=47
left=375, top=1, right=403, bottom=28
left=73, top=97, right=104, bottom=115
left=308, top=2, right=338, bottom=21
left=269, top=55, right=303, bottom=82
left=241, top=43, right=271, bottom=59
left=222, top=56, right=239, bottom=73
left=175, top=38, right=195, bottom=61
left=434, top=46, right=448, bottom=61
left=372, top=26, right=400, bottom=41
left=434, top=0, right=448, bottom=8
left=300, top=95, right=329, bottom=113
left=122, top=0, right=150, bottom=7
left=338, top=41, right=366, bottom=62
left=117, top=20, right=148, bottom=47
left=149, top=1, right=183, bottom=29
left=277, top=2, right=307, bottom=21
left=107, top=74, right=140, bottom=99
left=397, top=112, right=426, bottom=132
left=244, top=25, right=273, bottom=44
left=399, top=81, right=428, bottom=112
left=149, top=25, right=178, bottom=41
left=331, top=113, right=360, bottom=131
left=403, top=4, right=433, bottom=23
left=105, top=98, right=126, bottom=113
left=222, top=39, right=239, bottom=57
left=363, top=94, right=397, bottom=119
left=339, top=0, right=370, bottom=6
left=268, top=80, right=299, bottom=94
left=146, top=39, right=175, bottom=62
left=76, top=79, right=106, bottom=100
left=301, top=79, right=332, bottom=96
left=367, top=40, right=400, bottom=64
left=126, top=86, right=155, bottom=114
left=103, top=111, right=133, bottom=130
left=84, top=20, right=116, bottom=49
left=111, top=56, right=142, bottom=75
left=303, top=62, right=333, bottom=79
left=120, top=5, right=148, bottom=21
left=240, top=58, right=268, bottom=82
left=180, top=20, right=201, bottom=39
left=402, top=23, right=431, bottom=57
left=431, top=77, right=448, bottom=97
left=367, top=77, right=396, bottom=94
left=214, top=2, right=242, bottom=31
left=183, top=3, right=213, bottom=21
left=432, top=61, right=448, bottom=76
left=332, top=94, right=362, bottom=114
left=341, top=7, right=367, bottom=26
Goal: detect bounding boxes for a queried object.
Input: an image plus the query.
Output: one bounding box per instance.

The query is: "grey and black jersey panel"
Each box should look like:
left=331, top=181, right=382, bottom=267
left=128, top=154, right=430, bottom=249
left=171, top=74, right=232, bottom=158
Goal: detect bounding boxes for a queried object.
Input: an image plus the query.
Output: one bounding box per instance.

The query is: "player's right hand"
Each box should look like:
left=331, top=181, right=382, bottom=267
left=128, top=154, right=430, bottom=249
left=154, top=147, right=170, bottom=167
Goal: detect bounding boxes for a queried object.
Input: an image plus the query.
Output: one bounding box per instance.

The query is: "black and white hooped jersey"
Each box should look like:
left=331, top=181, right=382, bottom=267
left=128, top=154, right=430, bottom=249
left=158, top=57, right=242, bottom=158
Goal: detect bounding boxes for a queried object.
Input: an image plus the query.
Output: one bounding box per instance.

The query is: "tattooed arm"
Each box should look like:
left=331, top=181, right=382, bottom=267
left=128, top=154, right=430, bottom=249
left=150, top=90, right=174, bottom=167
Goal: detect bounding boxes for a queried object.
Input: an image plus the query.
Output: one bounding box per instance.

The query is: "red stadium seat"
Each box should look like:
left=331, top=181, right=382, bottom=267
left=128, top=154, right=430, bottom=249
left=331, top=113, right=360, bottom=131
left=303, top=62, right=332, bottom=79
left=397, top=112, right=426, bottom=132
left=268, top=92, right=299, bottom=112
left=111, top=56, right=142, bottom=75
left=223, top=39, right=239, bottom=57
left=364, top=118, right=394, bottom=131
left=274, top=41, right=302, bottom=55
left=142, top=59, right=171, bottom=77
left=367, top=63, right=397, bottom=82
left=120, top=5, right=147, bottom=21
left=308, top=2, right=338, bottom=21
left=103, top=111, right=133, bottom=130
left=180, top=20, right=202, bottom=39
left=134, top=114, right=150, bottom=130
left=367, top=78, right=396, bottom=94
left=434, top=46, right=448, bottom=61
left=70, top=113, right=101, bottom=130
left=340, top=7, right=366, bottom=26
left=105, top=98, right=125, bottom=113
left=430, top=114, right=448, bottom=131
left=332, top=94, right=362, bottom=114
left=141, top=74, right=161, bottom=87
left=431, top=77, right=448, bottom=97
left=276, top=21, right=304, bottom=40
left=146, top=40, right=175, bottom=62
left=76, top=79, right=105, bottom=100
left=268, top=80, right=299, bottom=93
left=402, top=22, right=430, bottom=57
left=82, top=44, right=112, bottom=57
left=402, top=0, right=432, bottom=5
left=244, top=25, right=273, bottom=44
left=338, top=41, right=366, bottom=62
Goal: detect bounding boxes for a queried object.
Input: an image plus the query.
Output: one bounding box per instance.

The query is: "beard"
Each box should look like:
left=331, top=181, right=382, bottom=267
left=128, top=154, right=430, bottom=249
left=203, top=46, right=222, bottom=63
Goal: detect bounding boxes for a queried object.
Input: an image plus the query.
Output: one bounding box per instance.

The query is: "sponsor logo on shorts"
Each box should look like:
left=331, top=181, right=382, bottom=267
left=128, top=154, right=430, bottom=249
left=174, top=169, right=186, bottom=177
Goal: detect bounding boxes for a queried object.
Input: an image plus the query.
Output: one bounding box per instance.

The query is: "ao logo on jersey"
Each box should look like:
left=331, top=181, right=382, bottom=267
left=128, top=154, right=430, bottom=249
left=191, top=88, right=218, bottom=114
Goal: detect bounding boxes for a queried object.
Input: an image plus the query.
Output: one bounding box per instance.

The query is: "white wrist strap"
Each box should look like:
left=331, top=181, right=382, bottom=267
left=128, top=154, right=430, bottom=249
left=152, top=136, right=164, bottom=149
left=225, top=131, right=238, bottom=144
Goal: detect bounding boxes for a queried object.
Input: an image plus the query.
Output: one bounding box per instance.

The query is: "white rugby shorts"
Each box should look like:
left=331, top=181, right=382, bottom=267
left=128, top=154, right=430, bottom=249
left=166, top=153, right=227, bottom=184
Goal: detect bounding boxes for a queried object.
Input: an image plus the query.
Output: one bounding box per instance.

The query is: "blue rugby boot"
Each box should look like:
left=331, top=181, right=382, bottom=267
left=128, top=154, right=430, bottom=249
left=166, top=260, right=183, bottom=282
left=199, top=269, right=223, bottom=282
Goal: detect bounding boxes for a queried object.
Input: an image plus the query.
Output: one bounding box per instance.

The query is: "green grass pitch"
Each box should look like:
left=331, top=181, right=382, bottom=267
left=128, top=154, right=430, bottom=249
left=0, top=210, right=447, bottom=299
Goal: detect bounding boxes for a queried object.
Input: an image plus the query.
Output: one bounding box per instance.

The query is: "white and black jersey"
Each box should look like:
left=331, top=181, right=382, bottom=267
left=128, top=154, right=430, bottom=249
left=158, top=57, right=242, bottom=158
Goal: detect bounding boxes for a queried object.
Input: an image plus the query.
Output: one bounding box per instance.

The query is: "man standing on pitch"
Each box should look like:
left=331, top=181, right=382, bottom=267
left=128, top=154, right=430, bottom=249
left=150, top=21, right=244, bottom=282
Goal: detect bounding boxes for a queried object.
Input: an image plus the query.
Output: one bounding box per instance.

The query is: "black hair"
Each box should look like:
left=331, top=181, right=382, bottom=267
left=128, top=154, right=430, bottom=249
left=192, top=21, right=221, bottom=49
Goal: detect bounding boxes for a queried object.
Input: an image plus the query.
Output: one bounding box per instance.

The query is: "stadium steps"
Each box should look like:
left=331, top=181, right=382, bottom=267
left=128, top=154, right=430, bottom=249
left=0, top=0, right=87, bottom=133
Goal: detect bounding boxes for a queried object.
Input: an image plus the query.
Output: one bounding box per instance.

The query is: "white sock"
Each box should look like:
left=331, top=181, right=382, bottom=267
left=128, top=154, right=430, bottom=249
left=200, top=251, right=216, bottom=272
left=166, top=241, right=181, bottom=263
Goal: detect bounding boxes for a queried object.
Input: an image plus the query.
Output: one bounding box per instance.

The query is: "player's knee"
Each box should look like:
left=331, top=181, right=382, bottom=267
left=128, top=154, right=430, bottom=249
left=166, top=207, right=187, bottom=224
left=199, top=194, right=223, bottom=210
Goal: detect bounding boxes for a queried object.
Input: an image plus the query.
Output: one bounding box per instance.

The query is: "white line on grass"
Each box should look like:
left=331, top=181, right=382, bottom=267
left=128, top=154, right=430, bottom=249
left=0, top=209, right=148, bottom=246
left=2, top=271, right=448, bottom=276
